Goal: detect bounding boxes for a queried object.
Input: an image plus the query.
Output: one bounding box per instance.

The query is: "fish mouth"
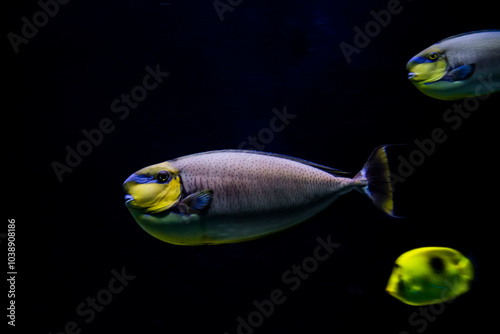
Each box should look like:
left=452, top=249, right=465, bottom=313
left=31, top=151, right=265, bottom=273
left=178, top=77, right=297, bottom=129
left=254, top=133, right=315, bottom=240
left=408, top=71, right=425, bottom=82
left=124, top=194, right=136, bottom=208
left=407, top=71, right=427, bottom=83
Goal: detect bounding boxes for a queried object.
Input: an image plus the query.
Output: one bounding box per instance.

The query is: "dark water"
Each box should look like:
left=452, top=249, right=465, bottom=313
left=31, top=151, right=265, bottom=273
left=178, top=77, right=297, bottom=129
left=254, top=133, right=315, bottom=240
left=7, top=0, right=498, bottom=333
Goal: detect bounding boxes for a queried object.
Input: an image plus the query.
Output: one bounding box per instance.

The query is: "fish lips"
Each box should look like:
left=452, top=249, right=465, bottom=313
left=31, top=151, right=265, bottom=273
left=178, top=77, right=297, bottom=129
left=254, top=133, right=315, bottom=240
left=124, top=194, right=135, bottom=207
left=407, top=63, right=424, bottom=81
left=406, top=57, right=426, bottom=81
left=124, top=194, right=147, bottom=211
left=406, top=62, right=420, bottom=81
left=408, top=72, right=417, bottom=80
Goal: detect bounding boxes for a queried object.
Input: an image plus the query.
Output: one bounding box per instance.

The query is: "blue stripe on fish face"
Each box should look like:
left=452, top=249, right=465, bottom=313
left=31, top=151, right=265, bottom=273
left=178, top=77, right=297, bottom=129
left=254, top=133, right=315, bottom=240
left=123, top=173, right=155, bottom=186
left=410, top=56, right=426, bottom=64
left=133, top=174, right=156, bottom=183
left=409, top=52, right=440, bottom=65
left=410, top=56, right=433, bottom=64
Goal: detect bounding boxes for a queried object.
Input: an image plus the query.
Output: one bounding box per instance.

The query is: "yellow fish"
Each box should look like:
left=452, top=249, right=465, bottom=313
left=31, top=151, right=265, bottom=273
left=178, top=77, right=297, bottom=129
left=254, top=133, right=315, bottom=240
left=386, top=247, right=474, bottom=306
left=123, top=147, right=395, bottom=245
left=407, top=30, right=500, bottom=100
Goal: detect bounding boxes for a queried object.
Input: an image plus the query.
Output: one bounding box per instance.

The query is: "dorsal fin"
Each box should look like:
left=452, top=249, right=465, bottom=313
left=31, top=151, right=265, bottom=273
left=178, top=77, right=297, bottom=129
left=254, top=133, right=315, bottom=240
left=435, top=29, right=500, bottom=44
left=171, top=149, right=351, bottom=177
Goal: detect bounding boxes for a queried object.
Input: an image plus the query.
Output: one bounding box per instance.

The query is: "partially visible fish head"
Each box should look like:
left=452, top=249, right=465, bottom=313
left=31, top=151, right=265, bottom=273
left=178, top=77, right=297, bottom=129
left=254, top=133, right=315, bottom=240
left=123, top=162, right=182, bottom=214
left=407, top=47, right=448, bottom=84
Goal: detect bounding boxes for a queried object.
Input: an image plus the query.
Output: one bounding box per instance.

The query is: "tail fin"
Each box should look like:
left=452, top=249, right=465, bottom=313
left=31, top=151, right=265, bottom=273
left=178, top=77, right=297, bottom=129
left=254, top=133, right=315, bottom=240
left=354, top=146, right=395, bottom=217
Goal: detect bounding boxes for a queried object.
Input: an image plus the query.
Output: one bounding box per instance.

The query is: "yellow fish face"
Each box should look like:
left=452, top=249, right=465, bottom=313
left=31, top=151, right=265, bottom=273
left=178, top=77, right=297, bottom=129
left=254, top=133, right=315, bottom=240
left=386, top=247, right=474, bottom=306
left=123, top=162, right=182, bottom=214
left=407, top=49, right=448, bottom=85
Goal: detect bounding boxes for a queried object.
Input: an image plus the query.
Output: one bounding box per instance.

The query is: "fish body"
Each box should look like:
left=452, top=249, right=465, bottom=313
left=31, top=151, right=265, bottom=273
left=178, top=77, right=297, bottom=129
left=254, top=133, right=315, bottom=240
left=123, top=147, right=394, bottom=245
left=407, top=30, right=500, bottom=100
left=386, top=247, right=474, bottom=306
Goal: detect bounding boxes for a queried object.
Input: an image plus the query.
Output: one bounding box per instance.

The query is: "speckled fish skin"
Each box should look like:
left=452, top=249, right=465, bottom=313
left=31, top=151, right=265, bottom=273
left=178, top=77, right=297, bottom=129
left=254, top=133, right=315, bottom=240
left=171, top=151, right=356, bottom=241
left=124, top=147, right=393, bottom=245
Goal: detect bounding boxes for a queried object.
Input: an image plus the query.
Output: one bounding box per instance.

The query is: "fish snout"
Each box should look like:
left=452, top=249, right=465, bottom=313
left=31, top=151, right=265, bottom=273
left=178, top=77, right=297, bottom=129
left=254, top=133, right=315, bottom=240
left=408, top=72, right=417, bottom=80
left=124, top=194, right=135, bottom=207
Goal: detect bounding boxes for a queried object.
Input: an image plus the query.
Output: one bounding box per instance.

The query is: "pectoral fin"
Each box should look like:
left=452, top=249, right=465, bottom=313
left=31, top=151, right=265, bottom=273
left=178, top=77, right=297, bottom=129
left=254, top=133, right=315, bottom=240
left=178, top=190, right=214, bottom=215
left=445, top=64, right=475, bottom=81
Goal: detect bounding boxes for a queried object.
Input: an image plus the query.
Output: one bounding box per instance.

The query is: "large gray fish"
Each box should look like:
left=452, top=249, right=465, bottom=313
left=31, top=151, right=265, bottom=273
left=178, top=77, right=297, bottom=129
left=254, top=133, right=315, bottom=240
left=407, top=30, right=500, bottom=100
left=123, top=147, right=395, bottom=245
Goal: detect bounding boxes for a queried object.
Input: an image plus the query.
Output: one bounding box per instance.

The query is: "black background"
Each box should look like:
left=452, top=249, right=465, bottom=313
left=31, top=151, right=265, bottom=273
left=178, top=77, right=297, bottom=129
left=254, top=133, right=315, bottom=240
left=5, top=0, right=498, bottom=333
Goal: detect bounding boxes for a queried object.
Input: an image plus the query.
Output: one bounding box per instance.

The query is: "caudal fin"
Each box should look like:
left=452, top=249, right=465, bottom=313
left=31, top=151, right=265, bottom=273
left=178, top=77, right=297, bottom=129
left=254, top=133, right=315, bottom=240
left=354, top=146, right=395, bottom=217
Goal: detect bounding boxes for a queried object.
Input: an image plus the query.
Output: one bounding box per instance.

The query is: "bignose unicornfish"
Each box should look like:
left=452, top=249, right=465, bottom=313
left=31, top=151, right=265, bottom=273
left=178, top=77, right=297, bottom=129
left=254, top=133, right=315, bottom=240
left=407, top=30, right=500, bottom=100
left=123, top=146, right=395, bottom=245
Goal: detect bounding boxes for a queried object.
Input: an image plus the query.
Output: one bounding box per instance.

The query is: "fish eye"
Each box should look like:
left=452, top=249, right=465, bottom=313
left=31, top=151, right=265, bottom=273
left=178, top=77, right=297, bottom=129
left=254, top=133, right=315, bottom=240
left=428, top=52, right=439, bottom=61
left=156, top=170, right=171, bottom=183
left=429, top=256, right=445, bottom=273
